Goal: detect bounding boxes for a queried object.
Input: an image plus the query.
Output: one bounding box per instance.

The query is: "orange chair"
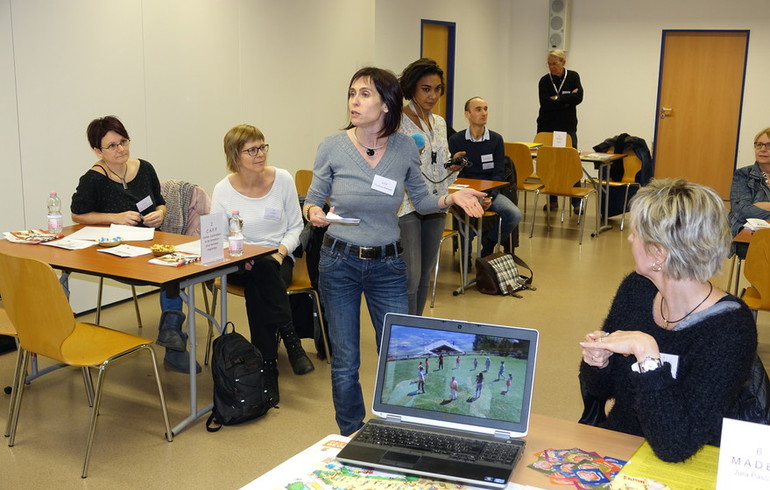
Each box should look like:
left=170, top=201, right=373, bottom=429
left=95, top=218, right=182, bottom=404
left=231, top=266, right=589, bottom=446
left=533, top=131, right=573, bottom=148
left=741, top=228, right=770, bottom=320
left=587, top=147, right=642, bottom=230
left=505, top=142, right=543, bottom=216
left=0, top=252, right=172, bottom=478
left=529, top=146, right=598, bottom=244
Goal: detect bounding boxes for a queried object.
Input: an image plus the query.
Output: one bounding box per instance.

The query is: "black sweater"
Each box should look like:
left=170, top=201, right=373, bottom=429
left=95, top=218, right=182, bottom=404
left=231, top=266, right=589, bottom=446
left=579, top=273, right=756, bottom=462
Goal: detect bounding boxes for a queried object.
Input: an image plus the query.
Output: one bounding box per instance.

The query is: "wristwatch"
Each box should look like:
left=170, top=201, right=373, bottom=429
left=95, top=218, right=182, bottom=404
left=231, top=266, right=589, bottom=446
left=631, top=356, right=663, bottom=374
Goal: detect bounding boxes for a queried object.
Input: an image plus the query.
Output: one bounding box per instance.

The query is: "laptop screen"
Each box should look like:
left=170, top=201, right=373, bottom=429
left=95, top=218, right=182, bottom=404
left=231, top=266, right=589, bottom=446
left=372, top=314, right=539, bottom=438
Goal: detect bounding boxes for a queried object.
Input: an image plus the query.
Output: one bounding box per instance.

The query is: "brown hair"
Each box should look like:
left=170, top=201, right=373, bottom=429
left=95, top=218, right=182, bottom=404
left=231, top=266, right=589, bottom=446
left=223, top=124, right=265, bottom=173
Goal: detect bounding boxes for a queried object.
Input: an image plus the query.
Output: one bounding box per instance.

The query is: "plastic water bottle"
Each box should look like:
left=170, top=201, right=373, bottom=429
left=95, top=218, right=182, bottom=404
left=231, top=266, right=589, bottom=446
left=46, top=191, right=63, bottom=233
left=228, top=210, right=244, bottom=257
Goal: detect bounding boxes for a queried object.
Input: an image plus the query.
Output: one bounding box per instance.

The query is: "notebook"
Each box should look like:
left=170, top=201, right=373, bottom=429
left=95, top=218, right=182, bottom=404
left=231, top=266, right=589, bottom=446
left=336, top=313, right=539, bottom=488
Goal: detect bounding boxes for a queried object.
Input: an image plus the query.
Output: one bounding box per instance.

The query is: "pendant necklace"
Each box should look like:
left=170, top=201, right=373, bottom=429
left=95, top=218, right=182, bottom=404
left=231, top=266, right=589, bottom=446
left=549, top=69, right=568, bottom=97
left=353, top=128, right=386, bottom=157
left=101, top=161, right=128, bottom=189
left=660, top=282, right=713, bottom=329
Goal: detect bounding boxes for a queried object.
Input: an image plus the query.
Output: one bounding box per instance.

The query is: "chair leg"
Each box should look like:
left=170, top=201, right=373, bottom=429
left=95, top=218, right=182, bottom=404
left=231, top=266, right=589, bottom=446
left=430, top=241, right=442, bottom=309
left=620, top=185, right=632, bottom=231
left=308, top=290, right=331, bottom=364
left=82, top=365, right=108, bottom=478
left=130, top=286, right=142, bottom=328
left=82, top=367, right=95, bottom=407
left=8, top=350, right=31, bottom=447
left=145, top=346, right=173, bottom=442
left=578, top=196, right=588, bottom=245
left=4, top=346, right=24, bottom=438
left=529, top=192, right=539, bottom=238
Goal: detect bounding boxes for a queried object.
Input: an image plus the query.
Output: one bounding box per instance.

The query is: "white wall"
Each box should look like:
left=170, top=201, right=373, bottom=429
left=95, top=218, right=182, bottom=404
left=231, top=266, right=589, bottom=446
left=1, top=0, right=769, bottom=309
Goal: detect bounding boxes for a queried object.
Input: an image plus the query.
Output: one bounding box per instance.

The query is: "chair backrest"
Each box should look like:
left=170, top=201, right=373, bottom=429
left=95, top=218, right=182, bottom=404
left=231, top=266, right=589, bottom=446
left=745, top=228, right=770, bottom=310
left=0, top=252, right=75, bottom=360
left=160, top=180, right=212, bottom=236
left=0, top=303, right=17, bottom=336
left=536, top=146, right=584, bottom=195
left=607, top=147, right=643, bottom=184
left=295, top=170, right=313, bottom=197
left=505, top=142, right=535, bottom=187
left=533, top=131, right=573, bottom=148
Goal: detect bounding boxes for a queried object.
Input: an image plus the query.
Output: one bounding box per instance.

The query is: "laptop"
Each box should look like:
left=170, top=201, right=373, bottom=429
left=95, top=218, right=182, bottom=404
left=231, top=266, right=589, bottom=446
left=336, top=313, right=539, bottom=488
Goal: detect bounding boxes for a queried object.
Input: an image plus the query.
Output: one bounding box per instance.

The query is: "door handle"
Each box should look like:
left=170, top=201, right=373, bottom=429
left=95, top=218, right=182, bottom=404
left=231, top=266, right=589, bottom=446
left=660, top=107, right=672, bottom=119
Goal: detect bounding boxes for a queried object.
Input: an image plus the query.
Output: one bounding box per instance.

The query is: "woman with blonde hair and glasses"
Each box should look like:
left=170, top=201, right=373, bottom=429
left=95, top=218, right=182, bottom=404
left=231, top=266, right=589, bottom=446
left=728, top=127, right=770, bottom=236
left=579, top=178, right=756, bottom=463
left=211, top=124, right=314, bottom=408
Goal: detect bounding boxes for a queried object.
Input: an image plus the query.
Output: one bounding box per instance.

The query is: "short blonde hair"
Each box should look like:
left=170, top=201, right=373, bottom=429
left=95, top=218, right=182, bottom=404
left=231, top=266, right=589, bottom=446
left=547, top=49, right=567, bottom=62
left=754, top=127, right=770, bottom=143
left=223, top=124, right=264, bottom=173
left=630, top=178, right=729, bottom=282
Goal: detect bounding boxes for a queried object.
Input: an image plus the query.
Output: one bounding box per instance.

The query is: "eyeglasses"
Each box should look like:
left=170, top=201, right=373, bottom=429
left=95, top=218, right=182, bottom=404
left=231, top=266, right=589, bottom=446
left=101, top=139, right=130, bottom=152
left=754, top=142, right=770, bottom=150
left=242, top=144, right=269, bottom=157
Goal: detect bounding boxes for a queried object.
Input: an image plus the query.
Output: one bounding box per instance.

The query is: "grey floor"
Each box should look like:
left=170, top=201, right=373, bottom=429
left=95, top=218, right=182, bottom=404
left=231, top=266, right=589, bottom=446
left=1, top=200, right=768, bottom=488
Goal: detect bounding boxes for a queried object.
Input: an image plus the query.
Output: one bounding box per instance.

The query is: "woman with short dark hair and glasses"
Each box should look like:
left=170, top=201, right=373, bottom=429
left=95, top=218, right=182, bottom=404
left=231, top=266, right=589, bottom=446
left=728, top=127, right=770, bottom=236
left=70, top=116, right=201, bottom=373
left=211, top=124, right=314, bottom=408
left=302, top=67, right=485, bottom=436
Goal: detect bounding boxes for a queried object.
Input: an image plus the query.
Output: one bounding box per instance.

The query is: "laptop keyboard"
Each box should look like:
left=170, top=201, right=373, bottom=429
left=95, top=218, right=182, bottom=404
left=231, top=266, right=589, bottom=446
left=357, top=423, right=522, bottom=465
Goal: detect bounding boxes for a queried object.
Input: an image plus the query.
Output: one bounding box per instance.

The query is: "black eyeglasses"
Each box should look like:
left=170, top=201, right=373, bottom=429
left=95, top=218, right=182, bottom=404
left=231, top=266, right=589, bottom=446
left=242, top=144, right=269, bottom=157
left=754, top=142, right=770, bottom=150
left=101, top=139, right=130, bottom=152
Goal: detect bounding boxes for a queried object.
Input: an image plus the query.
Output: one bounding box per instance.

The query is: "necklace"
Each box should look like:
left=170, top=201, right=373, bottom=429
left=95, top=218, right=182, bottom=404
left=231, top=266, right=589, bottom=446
left=549, top=69, right=568, bottom=96
left=101, top=161, right=128, bottom=189
left=353, top=128, right=386, bottom=157
left=660, top=282, right=713, bottom=329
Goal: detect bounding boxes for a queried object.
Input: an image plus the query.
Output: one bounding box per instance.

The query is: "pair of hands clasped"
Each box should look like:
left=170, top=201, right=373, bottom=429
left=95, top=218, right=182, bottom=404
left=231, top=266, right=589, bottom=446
left=579, top=330, right=661, bottom=369
left=112, top=209, right=164, bottom=228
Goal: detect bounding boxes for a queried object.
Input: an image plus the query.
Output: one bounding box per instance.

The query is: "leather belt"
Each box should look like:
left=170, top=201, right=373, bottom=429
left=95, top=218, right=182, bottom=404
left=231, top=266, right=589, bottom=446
left=323, top=235, right=402, bottom=260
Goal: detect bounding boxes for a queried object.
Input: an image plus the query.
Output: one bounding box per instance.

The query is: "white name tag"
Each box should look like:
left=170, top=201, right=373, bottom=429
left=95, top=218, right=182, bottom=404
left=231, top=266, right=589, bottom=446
left=717, top=418, right=770, bottom=489
left=263, top=207, right=281, bottom=221
left=371, top=174, right=396, bottom=195
left=136, top=195, right=153, bottom=213
left=481, top=153, right=494, bottom=170
left=660, top=352, right=679, bottom=378
left=553, top=131, right=568, bottom=148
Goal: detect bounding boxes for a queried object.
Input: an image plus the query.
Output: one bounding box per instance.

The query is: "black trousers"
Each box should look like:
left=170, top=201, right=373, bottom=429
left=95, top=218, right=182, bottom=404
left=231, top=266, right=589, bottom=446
left=228, top=256, right=293, bottom=360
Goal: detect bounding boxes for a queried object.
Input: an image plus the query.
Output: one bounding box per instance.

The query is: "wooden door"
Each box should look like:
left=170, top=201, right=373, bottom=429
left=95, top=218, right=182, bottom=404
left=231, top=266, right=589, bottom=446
left=421, top=20, right=455, bottom=126
left=653, top=31, right=749, bottom=198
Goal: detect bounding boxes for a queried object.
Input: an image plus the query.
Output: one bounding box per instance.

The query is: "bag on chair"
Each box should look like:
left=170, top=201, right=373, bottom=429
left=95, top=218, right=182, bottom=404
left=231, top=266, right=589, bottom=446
left=206, top=322, right=271, bottom=431
left=475, top=252, right=535, bottom=298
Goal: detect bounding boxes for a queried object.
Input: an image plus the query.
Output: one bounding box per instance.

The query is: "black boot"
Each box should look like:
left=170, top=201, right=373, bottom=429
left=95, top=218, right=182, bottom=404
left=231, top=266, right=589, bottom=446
left=262, top=359, right=280, bottom=407
left=156, top=310, right=186, bottom=351
left=277, top=322, right=315, bottom=375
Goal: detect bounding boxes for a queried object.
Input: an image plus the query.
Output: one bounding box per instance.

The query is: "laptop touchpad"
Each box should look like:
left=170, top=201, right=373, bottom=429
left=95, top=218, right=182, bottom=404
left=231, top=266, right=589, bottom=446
left=381, top=451, right=420, bottom=468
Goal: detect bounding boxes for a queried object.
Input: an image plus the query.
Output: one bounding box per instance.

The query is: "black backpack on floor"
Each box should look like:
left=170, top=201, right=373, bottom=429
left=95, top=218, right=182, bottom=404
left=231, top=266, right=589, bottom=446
left=206, top=322, right=271, bottom=431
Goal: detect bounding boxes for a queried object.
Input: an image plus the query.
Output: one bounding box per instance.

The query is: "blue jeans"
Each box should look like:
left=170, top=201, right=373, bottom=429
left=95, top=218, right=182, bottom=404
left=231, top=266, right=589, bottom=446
left=159, top=289, right=183, bottom=312
left=318, top=239, right=408, bottom=436
left=398, top=211, right=446, bottom=315
left=487, top=194, right=522, bottom=246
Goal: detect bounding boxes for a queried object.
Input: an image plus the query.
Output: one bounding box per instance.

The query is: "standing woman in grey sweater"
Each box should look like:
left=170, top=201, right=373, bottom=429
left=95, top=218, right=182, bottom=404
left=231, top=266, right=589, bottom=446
left=303, top=67, right=484, bottom=436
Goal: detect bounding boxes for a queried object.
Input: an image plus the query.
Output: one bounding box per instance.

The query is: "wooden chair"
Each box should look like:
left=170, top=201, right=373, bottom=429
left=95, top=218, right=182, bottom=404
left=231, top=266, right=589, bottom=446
left=529, top=146, right=598, bottom=244
left=587, top=147, right=642, bottom=230
left=429, top=229, right=462, bottom=308
left=0, top=303, right=19, bottom=436
left=505, top=142, right=543, bottom=216
left=204, top=254, right=331, bottom=365
left=741, top=228, right=770, bottom=321
left=0, top=252, right=172, bottom=478
left=295, top=169, right=313, bottom=200
left=533, top=131, right=573, bottom=148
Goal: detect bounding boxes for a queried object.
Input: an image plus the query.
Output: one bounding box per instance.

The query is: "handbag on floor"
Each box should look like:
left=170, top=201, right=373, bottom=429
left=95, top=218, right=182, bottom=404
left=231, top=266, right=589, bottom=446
left=475, top=252, right=535, bottom=298
left=206, top=322, right=271, bottom=432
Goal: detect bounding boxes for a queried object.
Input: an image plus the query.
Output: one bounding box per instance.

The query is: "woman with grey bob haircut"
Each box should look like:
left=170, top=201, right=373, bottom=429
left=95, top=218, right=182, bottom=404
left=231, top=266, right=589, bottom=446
left=630, top=178, right=730, bottom=282
left=578, top=178, right=757, bottom=463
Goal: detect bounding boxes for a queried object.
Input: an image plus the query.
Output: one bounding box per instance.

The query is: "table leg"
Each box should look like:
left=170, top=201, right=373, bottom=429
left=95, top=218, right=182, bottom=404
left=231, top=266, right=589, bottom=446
left=588, top=162, right=612, bottom=236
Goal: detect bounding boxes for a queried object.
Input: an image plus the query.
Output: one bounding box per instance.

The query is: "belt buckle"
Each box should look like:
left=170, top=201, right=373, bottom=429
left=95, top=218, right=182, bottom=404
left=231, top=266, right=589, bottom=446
left=358, top=246, right=375, bottom=259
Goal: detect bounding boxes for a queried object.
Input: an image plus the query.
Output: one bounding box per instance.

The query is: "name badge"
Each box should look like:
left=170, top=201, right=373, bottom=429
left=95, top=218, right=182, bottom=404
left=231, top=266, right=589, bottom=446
left=660, top=352, right=679, bottom=379
left=481, top=153, right=494, bottom=170
left=372, top=174, right=397, bottom=196
left=136, top=195, right=153, bottom=213
left=264, top=208, right=281, bottom=221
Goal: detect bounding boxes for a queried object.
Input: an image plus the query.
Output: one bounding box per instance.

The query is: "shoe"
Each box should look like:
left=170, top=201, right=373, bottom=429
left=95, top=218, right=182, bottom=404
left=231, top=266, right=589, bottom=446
left=573, top=206, right=584, bottom=216
left=164, top=348, right=202, bottom=374
left=543, top=200, right=558, bottom=212
left=156, top=310, right=186, bottom=351
left=262, top=359, right=280, bottom=407
left=277, top=322, right=315, bottom=375
left=480, top=240, right=496, bottom=257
